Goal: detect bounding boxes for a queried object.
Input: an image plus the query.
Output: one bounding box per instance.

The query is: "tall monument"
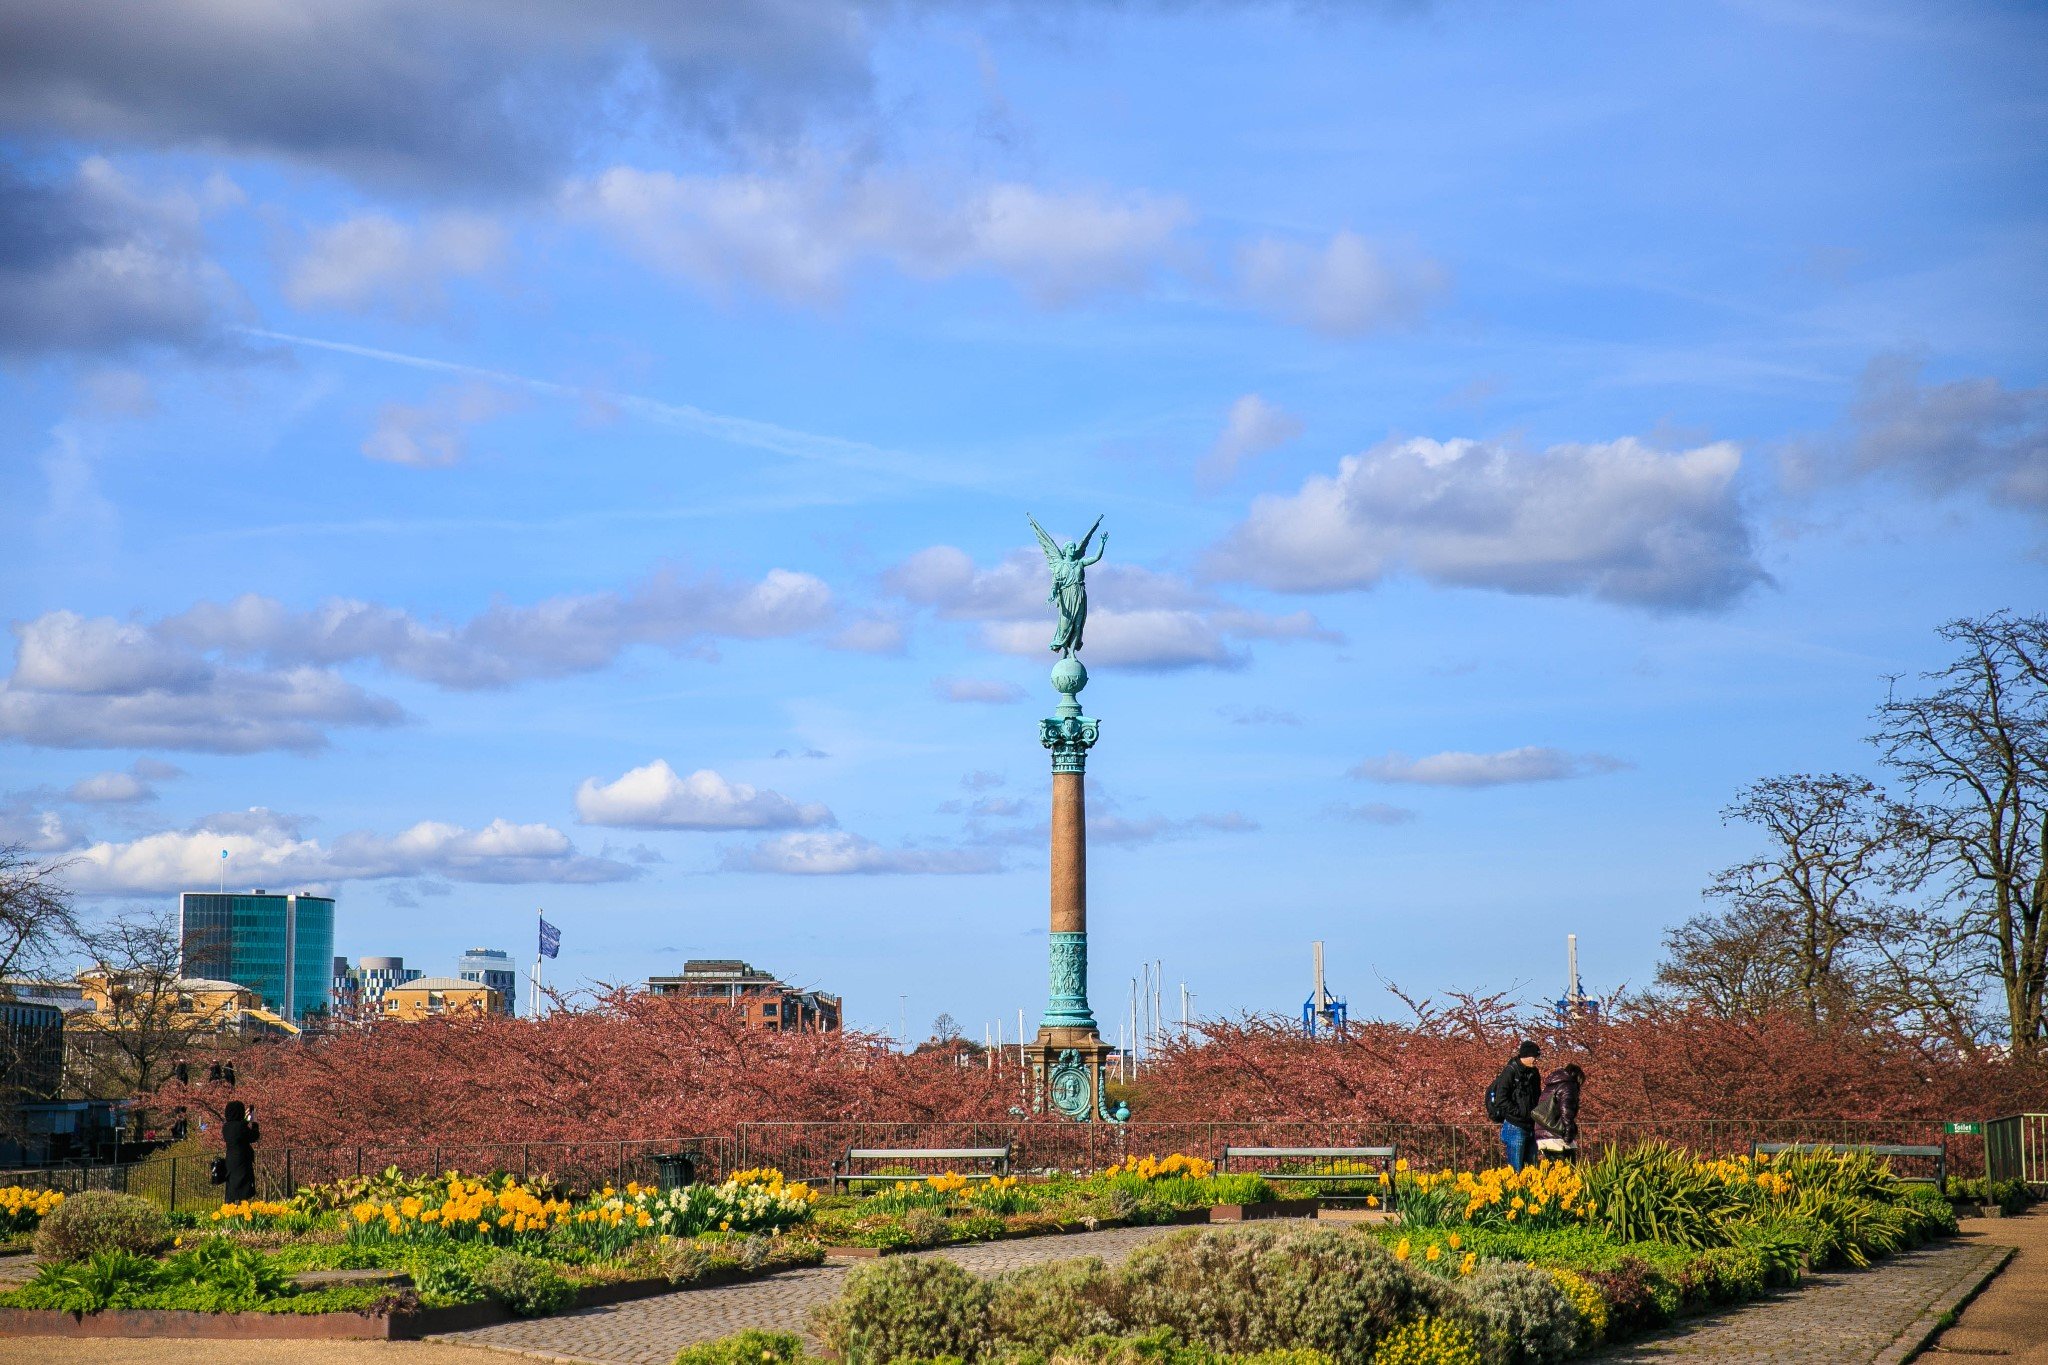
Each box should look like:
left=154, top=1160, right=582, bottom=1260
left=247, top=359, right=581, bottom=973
left=1023, top=514, right=1126, bottom=1122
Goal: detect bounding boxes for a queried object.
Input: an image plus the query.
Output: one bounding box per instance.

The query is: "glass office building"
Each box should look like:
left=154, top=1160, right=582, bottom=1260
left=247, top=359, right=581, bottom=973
left=456, top=948, right=517, bottom=1016
left=178, top=891, right=336, bottom=1022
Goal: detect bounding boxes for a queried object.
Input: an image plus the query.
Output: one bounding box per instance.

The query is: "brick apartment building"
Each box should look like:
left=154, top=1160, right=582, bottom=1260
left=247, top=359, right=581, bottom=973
left=645, top=960, right=841, bottom=1033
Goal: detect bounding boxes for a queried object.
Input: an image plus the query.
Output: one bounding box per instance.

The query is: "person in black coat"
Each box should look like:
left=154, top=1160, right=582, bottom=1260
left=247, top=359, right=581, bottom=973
left=1533, top=1063, right=1585, bottom=1162
left=221, top=1100, right=260, bottom=1202
left=1490, top=1041, right=1543, bottom=1171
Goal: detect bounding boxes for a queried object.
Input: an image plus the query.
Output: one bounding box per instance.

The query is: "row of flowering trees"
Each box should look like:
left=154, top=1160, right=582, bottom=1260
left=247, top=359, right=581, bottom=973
left=145, top=986, right=2044, bottom=1151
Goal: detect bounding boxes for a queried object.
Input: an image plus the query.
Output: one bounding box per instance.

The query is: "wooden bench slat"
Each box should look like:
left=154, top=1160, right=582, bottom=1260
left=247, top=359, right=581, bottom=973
left=845, top=1148, right=1009, bottom=1159
left=1223, top=1147, right=1396, bottom=1159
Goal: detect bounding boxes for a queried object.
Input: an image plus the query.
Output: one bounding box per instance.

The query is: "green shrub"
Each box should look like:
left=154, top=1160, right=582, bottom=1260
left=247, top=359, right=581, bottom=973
left=1728, top=1223, right=1808, bottom=1286
left=1788, top=1191, right=1906, bottom=1268
left=1678, top=1246, right=1766, bottom=1304
left=31, top=1190, right=171, bottom=1262
left=1950, top=1178, right=2035, bottom=1216
left=629, top=1236, right=713, bottom=1285
left=813, top=1255, right=992, bottom=1364
left=1544, top=1270, right=1608, bottom=1345
left=903, top=1208, right=952, bottom=1247
left=414, top=1255, right=485, bottom=1305
left=473, top=1250, right=574, bottom=1317
left=1459, top=1263, right=1585, bottom=1365
left=1583, top=1144, right=1742, bottom=1250
left=1581, top=1256, right=1676, bottom=1336
left=10, top=1249, right=165, bottom=1311
left=1373, top=1317, right=1485, bottom=1365
left=156, top=1237, right=296, bottom=1311
left=987, top=1256, right=1122, bottom=1353
left=1116, top=1225, right=1461, bottom=1365
left=1900, top=1186, right=1959, bottom=1239
left=674, top=1329, right=814, bottom=1364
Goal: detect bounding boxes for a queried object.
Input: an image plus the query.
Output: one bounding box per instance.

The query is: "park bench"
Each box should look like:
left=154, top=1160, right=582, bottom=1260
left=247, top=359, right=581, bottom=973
left=1749, top=1141, right=1947, bottom=1194
left=1219, top=1146, right=1399, bottom=1207
left=831, top=1144, right=1013, bottom=1190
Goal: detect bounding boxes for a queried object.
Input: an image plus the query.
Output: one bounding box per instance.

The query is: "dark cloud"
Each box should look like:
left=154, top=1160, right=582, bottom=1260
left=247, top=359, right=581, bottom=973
left=0, top=159, right=241, bottom=358
left=0, top=1, right=876, bottom=192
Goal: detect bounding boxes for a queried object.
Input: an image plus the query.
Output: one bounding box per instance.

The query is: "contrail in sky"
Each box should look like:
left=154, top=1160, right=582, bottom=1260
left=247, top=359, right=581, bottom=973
left=237, top=327, right=989, bottom=491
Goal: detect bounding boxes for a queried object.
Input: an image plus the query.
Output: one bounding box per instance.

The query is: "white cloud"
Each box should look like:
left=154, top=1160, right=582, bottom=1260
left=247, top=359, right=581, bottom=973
left=1785, top=355, right=2048, bottom=514
left=566, top=163, right=1190, bottom=307
left=0, top=610, right=403, bottom=753
left=1091, top=810, right=1259, bottom=846
left=934, top=677, right=1026, bottom=704
left=2, top=566, right=837, bottom=752
left=361, top=382, right=518, bottom=467
left=61, top=808, right=636, bottom=895
left=1350, top=747, right=1629, bottom=787
left=67, top=770, right=153, bottom=803
left=575, top=760, right=832, bottom=831
left=284, top=212, right=505, bottom=315
left=1199, top=394, right=1303, bottom=486
left=1207, top=435, right=1765, bottom=610
left=722, top=830, right=999, bottom=876
left=0, top=803, right=87, bottom=853
left=1236, top=230, right=1447, bottom=336
left=885, top=546, right=1336, bottom=671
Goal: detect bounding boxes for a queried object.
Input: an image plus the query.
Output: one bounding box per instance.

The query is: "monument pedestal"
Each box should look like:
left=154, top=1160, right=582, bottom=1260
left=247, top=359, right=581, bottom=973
left=1025, top=1026, right=1119, bottom=1122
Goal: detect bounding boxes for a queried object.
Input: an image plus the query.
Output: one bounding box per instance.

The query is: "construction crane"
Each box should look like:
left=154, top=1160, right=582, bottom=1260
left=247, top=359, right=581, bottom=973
left=1554, top=933, right=1599, bottom=1021
left=1301, top=940, right=1348, bottom=1038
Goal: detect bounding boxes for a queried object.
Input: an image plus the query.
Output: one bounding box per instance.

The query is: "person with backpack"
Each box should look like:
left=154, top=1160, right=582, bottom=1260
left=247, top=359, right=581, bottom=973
left=1532, top=1062, right=1584, bottom=1162
left=220, top=1100, right=259, bottom=1201
left=1486, top=1041, right=1543, bottom=1171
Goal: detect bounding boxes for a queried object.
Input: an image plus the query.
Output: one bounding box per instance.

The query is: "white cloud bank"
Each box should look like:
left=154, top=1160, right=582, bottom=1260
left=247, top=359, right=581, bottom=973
left=567, top=164, right=1191, bottom=308
left=0, top=567, right=835, bottom=752
left=1207, top=436, right=1765, bottom=611
left=284, top=212, right=504, bottom=316
left=1350, top=747, right=1629, bottom=787
left=61, top=808, right=636, bottom=895
left=575, top=760, right=832, bottom=831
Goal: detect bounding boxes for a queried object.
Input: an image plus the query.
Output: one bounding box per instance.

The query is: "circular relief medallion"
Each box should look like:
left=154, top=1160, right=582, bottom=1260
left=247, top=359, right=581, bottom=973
left=1050, top=1060, right=1091, bottom=1118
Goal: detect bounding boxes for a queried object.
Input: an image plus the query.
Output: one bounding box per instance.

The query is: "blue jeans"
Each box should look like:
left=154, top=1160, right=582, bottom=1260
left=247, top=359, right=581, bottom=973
left=1500, top=1121, right=1532, bottom=1172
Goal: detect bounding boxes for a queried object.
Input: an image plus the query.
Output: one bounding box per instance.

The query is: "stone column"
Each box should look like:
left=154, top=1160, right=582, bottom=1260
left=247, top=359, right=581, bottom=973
left=1030, top=656, right=1119, bottom=1121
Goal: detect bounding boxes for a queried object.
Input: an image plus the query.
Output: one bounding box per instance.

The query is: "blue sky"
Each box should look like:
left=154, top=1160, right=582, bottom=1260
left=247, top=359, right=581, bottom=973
left=2, top=0, right=2044, bottom=1043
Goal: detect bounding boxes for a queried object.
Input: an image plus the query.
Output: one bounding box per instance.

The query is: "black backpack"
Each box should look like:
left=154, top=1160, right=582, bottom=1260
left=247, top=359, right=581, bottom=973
left=1483, top=1078, right=1503, bottom=1123
left=208, top=1157, right=227, bottom=1185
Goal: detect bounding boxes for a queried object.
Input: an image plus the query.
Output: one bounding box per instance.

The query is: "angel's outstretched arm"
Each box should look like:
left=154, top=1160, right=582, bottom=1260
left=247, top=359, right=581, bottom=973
left=1026, top=513, right=1060, bottom=564
left=1082, top=530, right=1108, bottom=567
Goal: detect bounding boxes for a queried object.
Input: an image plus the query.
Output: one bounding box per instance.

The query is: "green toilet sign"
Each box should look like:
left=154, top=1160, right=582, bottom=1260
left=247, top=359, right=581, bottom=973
left=1943, top=1121, right=1982, bottom=1135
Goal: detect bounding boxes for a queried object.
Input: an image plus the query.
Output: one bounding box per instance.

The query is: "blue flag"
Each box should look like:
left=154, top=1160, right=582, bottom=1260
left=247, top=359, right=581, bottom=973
left=538, top=916, right=561, bottom=960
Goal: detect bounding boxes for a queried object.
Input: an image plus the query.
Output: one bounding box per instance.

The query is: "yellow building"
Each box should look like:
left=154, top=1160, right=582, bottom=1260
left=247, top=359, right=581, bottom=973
left=72, top=969, right=299, bottom=1037
left=380, top=975, right=502, bottom=1021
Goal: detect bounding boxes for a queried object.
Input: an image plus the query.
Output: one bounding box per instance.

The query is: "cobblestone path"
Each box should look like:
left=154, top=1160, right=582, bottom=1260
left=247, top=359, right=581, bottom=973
left=433, top=1223, right=1191, bottom=1365
left=1593, top=1240, right=2012, bottom=1365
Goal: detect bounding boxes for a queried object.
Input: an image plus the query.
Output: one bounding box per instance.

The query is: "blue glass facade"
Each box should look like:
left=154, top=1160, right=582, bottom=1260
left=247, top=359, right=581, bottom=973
left=178, top=892, right=337, bottom=1021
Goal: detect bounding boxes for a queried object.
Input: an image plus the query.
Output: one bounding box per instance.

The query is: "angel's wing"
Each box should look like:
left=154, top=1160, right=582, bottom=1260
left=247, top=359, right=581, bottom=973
left=1075, top=515, right=1105, bottom=556
left=1027, top=514, right=1061, bottom=564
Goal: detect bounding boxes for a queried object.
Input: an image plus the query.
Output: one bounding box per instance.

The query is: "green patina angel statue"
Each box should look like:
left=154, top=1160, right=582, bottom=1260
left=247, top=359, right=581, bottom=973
left=1028, top=513, right=1106, bottom=657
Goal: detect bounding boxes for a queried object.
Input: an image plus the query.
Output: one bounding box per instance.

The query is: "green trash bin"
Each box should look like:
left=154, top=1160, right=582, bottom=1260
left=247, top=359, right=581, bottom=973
left=653, top=1152, right=698, bottom=1192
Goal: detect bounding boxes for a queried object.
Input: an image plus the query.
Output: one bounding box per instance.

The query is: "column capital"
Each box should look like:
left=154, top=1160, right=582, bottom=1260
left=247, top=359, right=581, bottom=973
left=1040, top=715, right=1100, bottom=772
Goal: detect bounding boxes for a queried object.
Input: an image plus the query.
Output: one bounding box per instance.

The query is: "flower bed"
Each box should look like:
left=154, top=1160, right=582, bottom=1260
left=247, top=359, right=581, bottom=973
left=677, top=1142, right=1964, bottom=1365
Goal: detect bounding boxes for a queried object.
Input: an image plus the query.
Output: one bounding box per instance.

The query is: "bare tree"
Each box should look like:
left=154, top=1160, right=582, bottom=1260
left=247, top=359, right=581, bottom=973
left=1694, top=774, right=1898, bottom=1026
left=1875, top=612, right=2048, bottom=1057
left=68, top=910, right=226, bottom=1129
left=1656, top=897, right=1806, bottom=1019
left=0, top=844, right=80, bottom=984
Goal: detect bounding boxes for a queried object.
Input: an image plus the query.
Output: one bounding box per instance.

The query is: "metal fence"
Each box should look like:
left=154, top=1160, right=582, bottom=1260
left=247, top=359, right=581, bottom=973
left=726, top=1117, right=1960, bottom=1182
left=0, top=1135, right=736, bottom=1216
left=1986, top=1113, right=2048, bottom=1188
left=0, top=1117, right=1969, bottom=1215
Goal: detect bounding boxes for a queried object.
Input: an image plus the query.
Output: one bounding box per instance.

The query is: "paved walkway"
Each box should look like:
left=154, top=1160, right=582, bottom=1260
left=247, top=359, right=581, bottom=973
left=1921, top=1208, right=2048, bottom=1365
left=432, top=1224, right=1188, bottom=1364
left=1592, top=1240, right=2012, bottom=1365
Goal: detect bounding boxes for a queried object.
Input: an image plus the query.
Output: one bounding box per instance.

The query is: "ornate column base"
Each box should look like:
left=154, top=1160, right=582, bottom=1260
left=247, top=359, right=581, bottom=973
left=1024, top=1026, right=1126, bottom=1123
